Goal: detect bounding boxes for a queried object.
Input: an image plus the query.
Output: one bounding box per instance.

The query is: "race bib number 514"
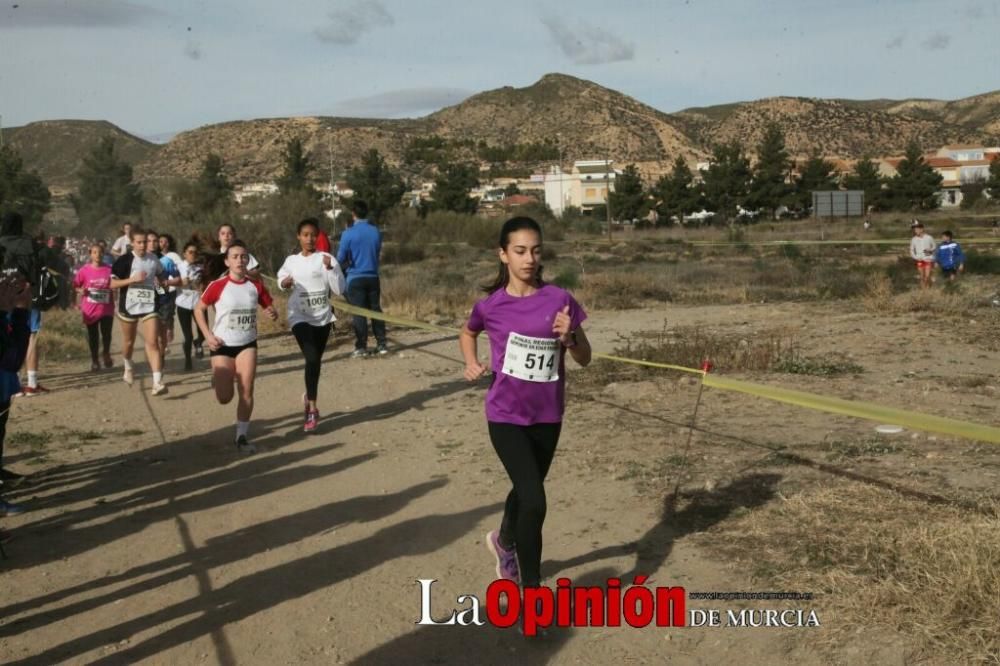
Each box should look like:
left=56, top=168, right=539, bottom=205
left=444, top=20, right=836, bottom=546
left=502, top=333, right=559, bottom=382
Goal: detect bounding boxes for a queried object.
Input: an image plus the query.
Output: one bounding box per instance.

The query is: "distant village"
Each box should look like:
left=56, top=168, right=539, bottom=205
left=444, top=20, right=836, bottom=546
left=231, top=143, right=1000, bottom=223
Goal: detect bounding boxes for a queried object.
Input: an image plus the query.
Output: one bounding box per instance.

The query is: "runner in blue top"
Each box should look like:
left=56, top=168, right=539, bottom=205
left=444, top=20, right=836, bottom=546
left=336, top=200, right=388, bottom=357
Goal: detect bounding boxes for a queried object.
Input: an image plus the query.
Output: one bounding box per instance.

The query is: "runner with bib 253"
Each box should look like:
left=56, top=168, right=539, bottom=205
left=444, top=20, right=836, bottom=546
left=459, top=216, right=591, bottom=619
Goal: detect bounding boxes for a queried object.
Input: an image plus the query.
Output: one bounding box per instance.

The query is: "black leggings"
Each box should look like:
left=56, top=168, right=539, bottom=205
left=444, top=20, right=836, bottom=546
left=488, top=421, right=562, bottom=588
left=292, top=322, right=332, bottom=402
left=86, top=317, right=113, bottom=362
left=176, top=306, right=204, bottom=363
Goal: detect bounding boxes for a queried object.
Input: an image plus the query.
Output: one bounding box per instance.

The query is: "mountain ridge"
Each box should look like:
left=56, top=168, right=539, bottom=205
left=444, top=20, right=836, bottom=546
left=7, top=74, right=999, bottom=190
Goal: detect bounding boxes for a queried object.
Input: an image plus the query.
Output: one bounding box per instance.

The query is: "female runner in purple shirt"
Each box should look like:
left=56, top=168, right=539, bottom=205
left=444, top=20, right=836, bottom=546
left=459, top=216, right=592, bottom=592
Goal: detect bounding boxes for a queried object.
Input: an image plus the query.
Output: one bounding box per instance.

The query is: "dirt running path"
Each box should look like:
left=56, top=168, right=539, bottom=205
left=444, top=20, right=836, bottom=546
left=3, top=301, right=973, bottom=664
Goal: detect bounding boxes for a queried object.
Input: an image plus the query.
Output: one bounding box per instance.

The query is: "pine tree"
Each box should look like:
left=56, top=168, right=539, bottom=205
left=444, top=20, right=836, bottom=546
left=72, top=137, right=142, bottom=232
left=747, top=124, right=791, bottom=218
left=650, top=156, right=701, bottom=225
left=345, top=149, right=406, bottom=223
left=888, top=141, right=942, bottom=210
left=430, top=163, right=479, bottom=214
left=793, top=155, right=839, bottom=209
left=843, top=156, right=885, bottom=211
left=986, top=157, right=1000, bottom=202
left=608, top=164, right=646, bottom=222
left=276, top=138, right=315, bottom=196
left=701, top=141, right=751, bottom=222
left=0, top=145, right=51, bottom=228
left=195, top=153, right=234, bottom=211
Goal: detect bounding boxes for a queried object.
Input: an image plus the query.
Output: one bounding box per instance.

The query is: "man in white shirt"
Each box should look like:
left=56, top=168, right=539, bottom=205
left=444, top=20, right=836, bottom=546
left=909, top=220, right=936, bottom=289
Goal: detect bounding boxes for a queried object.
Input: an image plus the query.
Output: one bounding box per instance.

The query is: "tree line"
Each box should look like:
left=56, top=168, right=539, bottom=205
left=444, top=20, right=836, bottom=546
left=609, top=126, right=1000, bottom=225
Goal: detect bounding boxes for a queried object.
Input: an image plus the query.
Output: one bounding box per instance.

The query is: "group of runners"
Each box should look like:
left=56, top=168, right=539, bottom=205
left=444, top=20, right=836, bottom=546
left=3, top=207, right=594, bottom=626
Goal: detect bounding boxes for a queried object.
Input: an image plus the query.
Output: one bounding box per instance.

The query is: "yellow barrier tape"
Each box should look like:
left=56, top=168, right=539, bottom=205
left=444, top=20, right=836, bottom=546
left=571, top=237, right=1000, bottom=247
left=261, top=273, right=1000, bottom=443
left=592, top=352, right=705, bottom=376
left=702, top=374, right=1000, bottom=444
left=332, top=300, right=459, bottom=335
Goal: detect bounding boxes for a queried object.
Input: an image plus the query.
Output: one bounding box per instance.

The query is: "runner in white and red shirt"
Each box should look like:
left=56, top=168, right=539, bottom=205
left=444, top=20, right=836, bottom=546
left=194, top=240, right=277, bottom=454
left=277, top=217, right=346, bottom=433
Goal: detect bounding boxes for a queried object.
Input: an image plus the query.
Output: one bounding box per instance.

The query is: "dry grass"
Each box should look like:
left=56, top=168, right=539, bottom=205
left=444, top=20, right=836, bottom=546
left=708, top=481, right=1000, bottom=663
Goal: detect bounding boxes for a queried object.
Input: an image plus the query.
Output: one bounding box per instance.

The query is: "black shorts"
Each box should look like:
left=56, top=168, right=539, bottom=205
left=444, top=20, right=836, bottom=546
left=941, top=267, right=958, bottom=277
left=157, top=292, right=177, bottom=323
left=210, top=340, right=258, bottom=358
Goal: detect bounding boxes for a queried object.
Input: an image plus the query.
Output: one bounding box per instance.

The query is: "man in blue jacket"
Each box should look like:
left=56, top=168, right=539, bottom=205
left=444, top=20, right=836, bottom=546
left=337, top=200, right=388, bottom=357
left=935, top=230, right=966, bottom=281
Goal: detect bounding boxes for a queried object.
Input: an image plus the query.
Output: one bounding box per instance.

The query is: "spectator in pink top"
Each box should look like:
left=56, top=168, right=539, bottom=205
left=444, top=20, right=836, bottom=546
left=73, top=244, right=115, bottom=371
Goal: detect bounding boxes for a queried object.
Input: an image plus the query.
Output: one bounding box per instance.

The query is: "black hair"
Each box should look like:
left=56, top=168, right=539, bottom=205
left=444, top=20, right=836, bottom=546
left=159, top=233, right=177, bottom=253
left=298, top=217, right=321, bottom=234
left=203, top=238, right=247, bottom=283
left=942, top=230, right=953, bottom=239
left=352, top=200, right=368, bottom=219
left=482, top=216, right=544, bottom=294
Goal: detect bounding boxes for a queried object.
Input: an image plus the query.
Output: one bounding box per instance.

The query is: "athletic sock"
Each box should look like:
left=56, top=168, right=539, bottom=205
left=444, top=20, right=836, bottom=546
left=124, top=358, right=134, bottom=370
left=26, top=371, right=37, bottom=388
left=152, top=371, right=163, bottom=385
left=236, top=420, right=249, bottom=439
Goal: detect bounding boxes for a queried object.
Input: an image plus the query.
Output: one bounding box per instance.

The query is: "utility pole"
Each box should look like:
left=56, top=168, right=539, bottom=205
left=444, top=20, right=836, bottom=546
left=605, top=153, right=612, bottom=244
left=328, top=129, right=336, bottom=223
left=557, top=132, right=564, bottom=218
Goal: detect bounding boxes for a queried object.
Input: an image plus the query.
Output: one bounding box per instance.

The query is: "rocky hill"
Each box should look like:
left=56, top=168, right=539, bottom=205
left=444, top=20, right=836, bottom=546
left=134, top=116, right=426, bottom=185
left=674, top=95, right=989, bottom=158
left=7, top=75, right=1000, bottom=191
left=425, top=73, right=696, bottom=163
left=4, top=120, right=159, bottom=192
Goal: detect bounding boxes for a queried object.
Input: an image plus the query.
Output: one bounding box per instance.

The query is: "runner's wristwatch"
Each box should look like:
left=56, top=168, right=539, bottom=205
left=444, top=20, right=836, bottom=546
left=563, top=330, right=578, bottom=348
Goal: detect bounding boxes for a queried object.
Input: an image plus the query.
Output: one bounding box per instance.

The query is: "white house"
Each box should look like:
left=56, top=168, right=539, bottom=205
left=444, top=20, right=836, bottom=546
left=543, top=160, right=618, bottom=217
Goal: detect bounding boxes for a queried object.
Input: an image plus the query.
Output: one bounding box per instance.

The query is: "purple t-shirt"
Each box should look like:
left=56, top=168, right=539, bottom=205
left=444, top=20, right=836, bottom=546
left=467, top=284, right=587, bottom=425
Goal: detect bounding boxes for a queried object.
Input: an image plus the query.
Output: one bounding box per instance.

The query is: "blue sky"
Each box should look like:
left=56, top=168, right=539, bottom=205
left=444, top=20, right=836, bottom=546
left=1, top=0, right=997, bottom=139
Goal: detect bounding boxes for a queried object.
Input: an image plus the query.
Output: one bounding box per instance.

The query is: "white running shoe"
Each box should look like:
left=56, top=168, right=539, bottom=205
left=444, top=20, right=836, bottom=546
left=123, top=367, right=134, bottom=386
left=151, top=383, right=168, bottom=396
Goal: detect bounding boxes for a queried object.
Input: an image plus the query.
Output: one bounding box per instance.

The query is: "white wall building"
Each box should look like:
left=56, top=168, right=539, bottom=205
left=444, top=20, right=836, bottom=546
left=543, top=160, right=618, bottom=217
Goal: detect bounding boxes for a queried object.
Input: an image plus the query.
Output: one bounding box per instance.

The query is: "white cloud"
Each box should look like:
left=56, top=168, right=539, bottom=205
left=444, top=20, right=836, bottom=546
left=315, top=0, right=394, bottom=46
left=921, top=32, right=951, bottom=50
left=541, top=16, right=635, bottom=65
left=0, top=0, right=162, bottom=28
left=331, top=87, right=473, bottom=118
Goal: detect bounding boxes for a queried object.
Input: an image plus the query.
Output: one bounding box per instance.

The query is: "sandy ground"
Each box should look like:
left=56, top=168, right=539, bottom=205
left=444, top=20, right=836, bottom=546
left=1, top=299, right=998, bottom=665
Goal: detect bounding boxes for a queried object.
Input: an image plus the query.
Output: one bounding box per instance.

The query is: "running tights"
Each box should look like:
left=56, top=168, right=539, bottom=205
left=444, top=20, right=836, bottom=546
left=488, top=421, right=562, bottom=588
left=86, top=317, right=113, bottom=362
left=292, top=322, right=332, bottom=401
left=176, top=306, right=204, bottom=363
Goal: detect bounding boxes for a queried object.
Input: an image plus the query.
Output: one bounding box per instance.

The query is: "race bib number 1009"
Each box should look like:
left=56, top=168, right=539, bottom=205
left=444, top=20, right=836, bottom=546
left=502, top=333, right=559, bottom=383
left=300, top=290, right=329, bottom=314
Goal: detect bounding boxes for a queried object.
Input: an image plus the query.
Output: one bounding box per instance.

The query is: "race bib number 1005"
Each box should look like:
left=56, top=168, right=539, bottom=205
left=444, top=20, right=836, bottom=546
left=502, top=333, right=560, bottom=383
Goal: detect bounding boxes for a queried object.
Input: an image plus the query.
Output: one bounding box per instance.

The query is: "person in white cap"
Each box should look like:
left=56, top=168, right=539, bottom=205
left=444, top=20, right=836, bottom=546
left=909, top=220, right=935, bottom=289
